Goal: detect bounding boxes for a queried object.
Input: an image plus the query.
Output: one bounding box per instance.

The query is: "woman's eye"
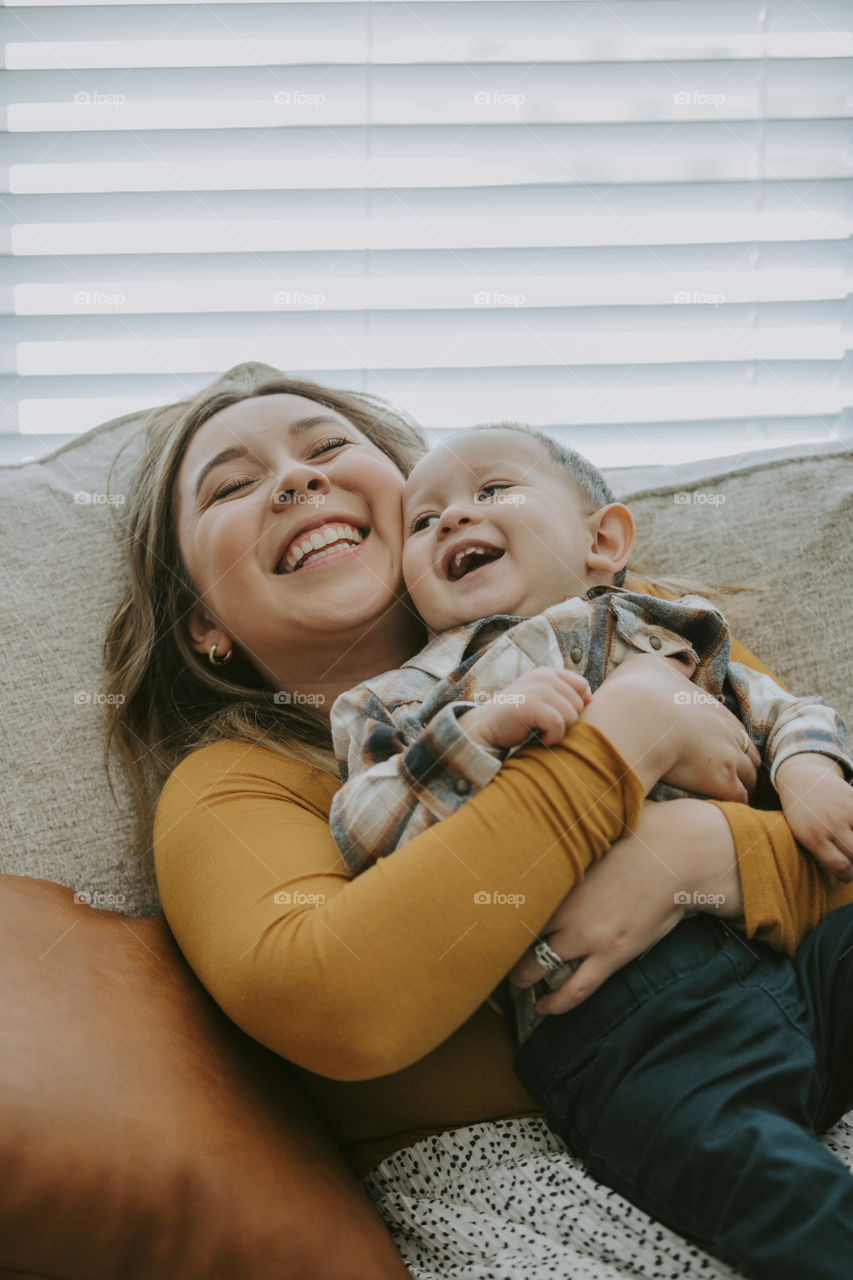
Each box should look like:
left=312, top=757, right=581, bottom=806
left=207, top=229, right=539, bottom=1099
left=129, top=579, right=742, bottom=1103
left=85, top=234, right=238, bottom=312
left=208, top=435, right=350, bottom=501
left=411, top=513, right=438, bottom=533
left=211, top=476, right=255, bottom=501
left=308, top=435, right=349, bottom=458
left=477, top=483, right=509, bottom=501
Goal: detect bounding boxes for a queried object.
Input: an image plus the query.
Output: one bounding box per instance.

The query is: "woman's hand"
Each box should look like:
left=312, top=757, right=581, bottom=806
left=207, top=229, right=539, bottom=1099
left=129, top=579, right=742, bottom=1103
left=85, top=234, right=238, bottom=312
left=580, top=654, right=761, bottom=802
left=509, top=798, right=742, bottom=1013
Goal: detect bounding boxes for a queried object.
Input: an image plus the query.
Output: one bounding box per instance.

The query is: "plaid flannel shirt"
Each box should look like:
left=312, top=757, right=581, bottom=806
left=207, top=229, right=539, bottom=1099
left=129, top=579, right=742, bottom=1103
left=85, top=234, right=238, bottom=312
left=329, top=587, right=853, bottom=1042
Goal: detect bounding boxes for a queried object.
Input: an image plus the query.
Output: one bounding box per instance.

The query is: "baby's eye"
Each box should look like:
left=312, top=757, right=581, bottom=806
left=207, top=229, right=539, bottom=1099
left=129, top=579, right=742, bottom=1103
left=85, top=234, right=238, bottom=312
left=477, top=482, right=509, bottom=501
left=212, top=476, right=255, bottom=501
left=410, top=513, right=438, bottom=533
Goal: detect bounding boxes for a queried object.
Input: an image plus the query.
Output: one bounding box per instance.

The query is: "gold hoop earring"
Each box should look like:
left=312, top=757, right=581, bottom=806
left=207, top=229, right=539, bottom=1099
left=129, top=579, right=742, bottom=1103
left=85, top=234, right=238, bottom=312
left=208, top=643, right=233, bottom=666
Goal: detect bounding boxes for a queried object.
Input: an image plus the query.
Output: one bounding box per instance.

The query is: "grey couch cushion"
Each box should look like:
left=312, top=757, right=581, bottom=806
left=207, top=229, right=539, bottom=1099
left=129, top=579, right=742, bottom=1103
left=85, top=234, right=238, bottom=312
left=2, top=364, right=851, bottom=913
left=613, top=441, right=853, bottom=729
left=0, top=363, right=278, bottom=915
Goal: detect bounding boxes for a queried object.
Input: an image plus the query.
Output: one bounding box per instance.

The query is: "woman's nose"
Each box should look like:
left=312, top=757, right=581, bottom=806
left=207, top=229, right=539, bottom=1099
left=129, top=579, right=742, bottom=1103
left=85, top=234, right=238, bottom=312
left=271, top=466, right=330, bottom=509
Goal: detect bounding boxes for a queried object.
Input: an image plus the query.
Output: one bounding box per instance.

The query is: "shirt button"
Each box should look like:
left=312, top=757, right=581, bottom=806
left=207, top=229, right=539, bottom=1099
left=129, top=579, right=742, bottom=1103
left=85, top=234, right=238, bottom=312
left=454, top=778, right=471, bottom=795
left=649, top=635, right=662, bottom=650
left=570, top=646, right=583, bottom=664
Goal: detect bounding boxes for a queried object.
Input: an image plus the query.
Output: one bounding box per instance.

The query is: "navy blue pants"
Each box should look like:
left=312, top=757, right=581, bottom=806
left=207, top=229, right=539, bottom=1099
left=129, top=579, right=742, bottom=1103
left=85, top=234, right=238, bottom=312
left=515, top=906, right=853, bottom=1280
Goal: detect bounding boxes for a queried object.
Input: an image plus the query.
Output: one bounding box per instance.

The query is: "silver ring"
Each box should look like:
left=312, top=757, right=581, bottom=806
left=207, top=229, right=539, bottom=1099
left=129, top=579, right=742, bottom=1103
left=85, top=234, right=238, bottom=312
left=533, top=939, right=564, bottom=973
left=740, top=729, right=751, bottom=754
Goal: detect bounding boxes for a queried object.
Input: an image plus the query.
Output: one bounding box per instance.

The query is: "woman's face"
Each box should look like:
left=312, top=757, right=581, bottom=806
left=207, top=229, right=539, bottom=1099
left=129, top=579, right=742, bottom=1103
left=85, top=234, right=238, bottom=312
left=175, top=394, right=420, bottom=692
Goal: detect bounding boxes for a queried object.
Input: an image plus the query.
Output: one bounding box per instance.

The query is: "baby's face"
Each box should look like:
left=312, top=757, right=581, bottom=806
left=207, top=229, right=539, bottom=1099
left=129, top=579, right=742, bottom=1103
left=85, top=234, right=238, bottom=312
left=402, top=430, right=602, bottom=634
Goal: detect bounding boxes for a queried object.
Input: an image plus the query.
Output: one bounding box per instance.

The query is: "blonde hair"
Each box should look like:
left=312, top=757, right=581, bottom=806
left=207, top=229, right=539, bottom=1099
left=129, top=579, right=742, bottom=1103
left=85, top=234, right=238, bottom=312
left=101, top=369, right=427, bottom=841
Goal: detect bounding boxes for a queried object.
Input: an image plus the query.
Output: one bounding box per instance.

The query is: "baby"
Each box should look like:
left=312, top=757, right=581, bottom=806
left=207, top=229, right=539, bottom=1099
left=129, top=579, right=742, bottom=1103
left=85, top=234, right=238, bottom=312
left=331, top=423, right=853, bottom=893
left=328, top=422, right=853, bottom=1279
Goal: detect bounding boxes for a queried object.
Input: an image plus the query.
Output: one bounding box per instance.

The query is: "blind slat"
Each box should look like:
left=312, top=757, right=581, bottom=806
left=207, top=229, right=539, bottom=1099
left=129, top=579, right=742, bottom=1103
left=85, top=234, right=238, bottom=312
left=11, top=269, right=847, bottom=313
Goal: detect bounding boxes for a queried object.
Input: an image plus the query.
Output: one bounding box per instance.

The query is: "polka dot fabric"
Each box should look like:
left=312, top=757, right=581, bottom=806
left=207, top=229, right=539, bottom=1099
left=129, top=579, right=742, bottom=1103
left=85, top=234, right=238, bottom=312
left=362, top=1115, right=853, bottom=1279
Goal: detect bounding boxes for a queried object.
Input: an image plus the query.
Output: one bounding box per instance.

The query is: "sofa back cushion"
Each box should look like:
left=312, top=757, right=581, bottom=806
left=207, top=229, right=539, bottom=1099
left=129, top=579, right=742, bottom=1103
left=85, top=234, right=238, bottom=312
left=609, top=441, right=853, bottom=729
left=0, top=364, right=275, bottom=914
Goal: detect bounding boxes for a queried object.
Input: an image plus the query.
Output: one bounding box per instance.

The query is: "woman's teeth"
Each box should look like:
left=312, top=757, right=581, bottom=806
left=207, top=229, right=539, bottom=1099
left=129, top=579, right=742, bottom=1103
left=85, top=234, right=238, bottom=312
left=280, top=523, right=364, bottom=574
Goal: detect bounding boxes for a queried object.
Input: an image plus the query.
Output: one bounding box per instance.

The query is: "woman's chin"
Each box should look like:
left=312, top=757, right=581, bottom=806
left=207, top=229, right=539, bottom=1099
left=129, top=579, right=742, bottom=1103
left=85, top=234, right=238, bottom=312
left=310, top=586, right=401, bottom=631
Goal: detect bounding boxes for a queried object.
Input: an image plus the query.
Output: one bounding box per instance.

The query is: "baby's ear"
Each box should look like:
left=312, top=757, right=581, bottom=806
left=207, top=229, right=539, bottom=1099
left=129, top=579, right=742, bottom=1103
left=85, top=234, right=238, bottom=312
left=587, top=503, right=635, bottom=578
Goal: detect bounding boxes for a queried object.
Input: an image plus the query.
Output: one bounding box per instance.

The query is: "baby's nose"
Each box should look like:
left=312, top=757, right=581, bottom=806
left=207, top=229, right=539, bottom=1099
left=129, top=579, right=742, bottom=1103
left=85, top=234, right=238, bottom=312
left=440, top=507, right=474, bottom=532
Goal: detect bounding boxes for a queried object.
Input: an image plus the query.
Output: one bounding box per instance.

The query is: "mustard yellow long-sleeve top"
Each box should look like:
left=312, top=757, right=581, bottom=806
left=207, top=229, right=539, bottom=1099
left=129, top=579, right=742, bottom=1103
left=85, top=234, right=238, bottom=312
left=154, top=641, right=853, bottom=1177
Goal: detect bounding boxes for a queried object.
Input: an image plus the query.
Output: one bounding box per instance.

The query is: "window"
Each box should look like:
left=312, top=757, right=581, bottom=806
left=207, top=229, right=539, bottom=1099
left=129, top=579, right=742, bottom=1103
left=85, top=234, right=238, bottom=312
left=3, top=0, right=851, bottom=464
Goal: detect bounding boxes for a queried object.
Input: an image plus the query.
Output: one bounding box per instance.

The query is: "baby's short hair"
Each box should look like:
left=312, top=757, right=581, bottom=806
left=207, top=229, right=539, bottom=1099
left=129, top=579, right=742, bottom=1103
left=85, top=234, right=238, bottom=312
left=467, top=421, right=627, bottom=587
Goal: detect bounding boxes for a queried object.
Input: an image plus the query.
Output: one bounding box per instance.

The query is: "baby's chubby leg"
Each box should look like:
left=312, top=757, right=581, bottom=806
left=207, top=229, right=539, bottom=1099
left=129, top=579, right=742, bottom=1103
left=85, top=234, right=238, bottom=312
left=511, top=798, right=742, bottom=1015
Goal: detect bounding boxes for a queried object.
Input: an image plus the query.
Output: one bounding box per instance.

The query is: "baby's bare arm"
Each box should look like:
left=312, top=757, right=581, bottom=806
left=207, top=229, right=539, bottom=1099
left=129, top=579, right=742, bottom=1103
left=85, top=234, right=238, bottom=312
left=775, top=754, right=853, bottom=884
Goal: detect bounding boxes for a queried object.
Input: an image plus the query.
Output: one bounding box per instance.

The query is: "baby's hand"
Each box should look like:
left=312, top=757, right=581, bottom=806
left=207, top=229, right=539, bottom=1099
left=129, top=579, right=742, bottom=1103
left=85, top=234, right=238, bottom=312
left=775, top=754, right=853, bottom=884
left=460, top=668, right=592, bottom=751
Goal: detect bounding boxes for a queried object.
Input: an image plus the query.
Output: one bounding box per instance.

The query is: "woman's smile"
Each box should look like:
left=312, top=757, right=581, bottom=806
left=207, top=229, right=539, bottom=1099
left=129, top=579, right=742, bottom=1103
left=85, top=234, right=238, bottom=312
left=277, top=526, right=370, bottom=576
left=274, top=514, right=369, bottom=574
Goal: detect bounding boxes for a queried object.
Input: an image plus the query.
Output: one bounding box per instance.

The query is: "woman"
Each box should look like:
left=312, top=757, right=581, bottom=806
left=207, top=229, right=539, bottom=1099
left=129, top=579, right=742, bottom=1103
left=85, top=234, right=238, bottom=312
left=103, top=369, right=853, bottom=1278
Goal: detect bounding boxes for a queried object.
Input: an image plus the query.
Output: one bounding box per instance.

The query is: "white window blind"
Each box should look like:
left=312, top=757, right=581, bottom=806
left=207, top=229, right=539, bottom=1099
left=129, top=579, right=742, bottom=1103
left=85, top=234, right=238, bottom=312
left=2, top=0, right=852, bottom=465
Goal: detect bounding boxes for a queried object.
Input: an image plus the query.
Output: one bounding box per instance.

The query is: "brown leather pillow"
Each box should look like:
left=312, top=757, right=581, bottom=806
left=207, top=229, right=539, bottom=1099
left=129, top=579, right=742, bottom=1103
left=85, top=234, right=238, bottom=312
left=0, top=875, right=409, bottom=1280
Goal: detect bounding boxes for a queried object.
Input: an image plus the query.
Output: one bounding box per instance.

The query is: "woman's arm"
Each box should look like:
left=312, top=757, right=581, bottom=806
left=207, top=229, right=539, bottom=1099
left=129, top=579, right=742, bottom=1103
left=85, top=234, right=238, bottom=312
left=154, top=659, right=751, bottom=1082
left=510, top=637, right=853, bottom=1004
left=709, top=799, right=853, bottom=953
left=510, top=798, right=742, bottom=1011
left=510, top=793, right=853, bottom=1015
left=155, top=722, right=640, bottom=1083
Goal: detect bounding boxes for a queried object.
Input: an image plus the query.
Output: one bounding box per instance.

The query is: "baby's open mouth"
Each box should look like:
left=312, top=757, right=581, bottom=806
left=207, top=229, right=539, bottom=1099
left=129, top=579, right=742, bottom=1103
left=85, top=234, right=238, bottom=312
left=446, top=545, right=505, bottom=582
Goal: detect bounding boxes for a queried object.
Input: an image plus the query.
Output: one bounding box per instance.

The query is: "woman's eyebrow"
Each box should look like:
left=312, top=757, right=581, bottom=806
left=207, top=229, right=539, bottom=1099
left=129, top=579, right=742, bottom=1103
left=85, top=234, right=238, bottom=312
left=193, top=445, right=248, bottom=502
left=191, top=414, right=345, bottom=501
